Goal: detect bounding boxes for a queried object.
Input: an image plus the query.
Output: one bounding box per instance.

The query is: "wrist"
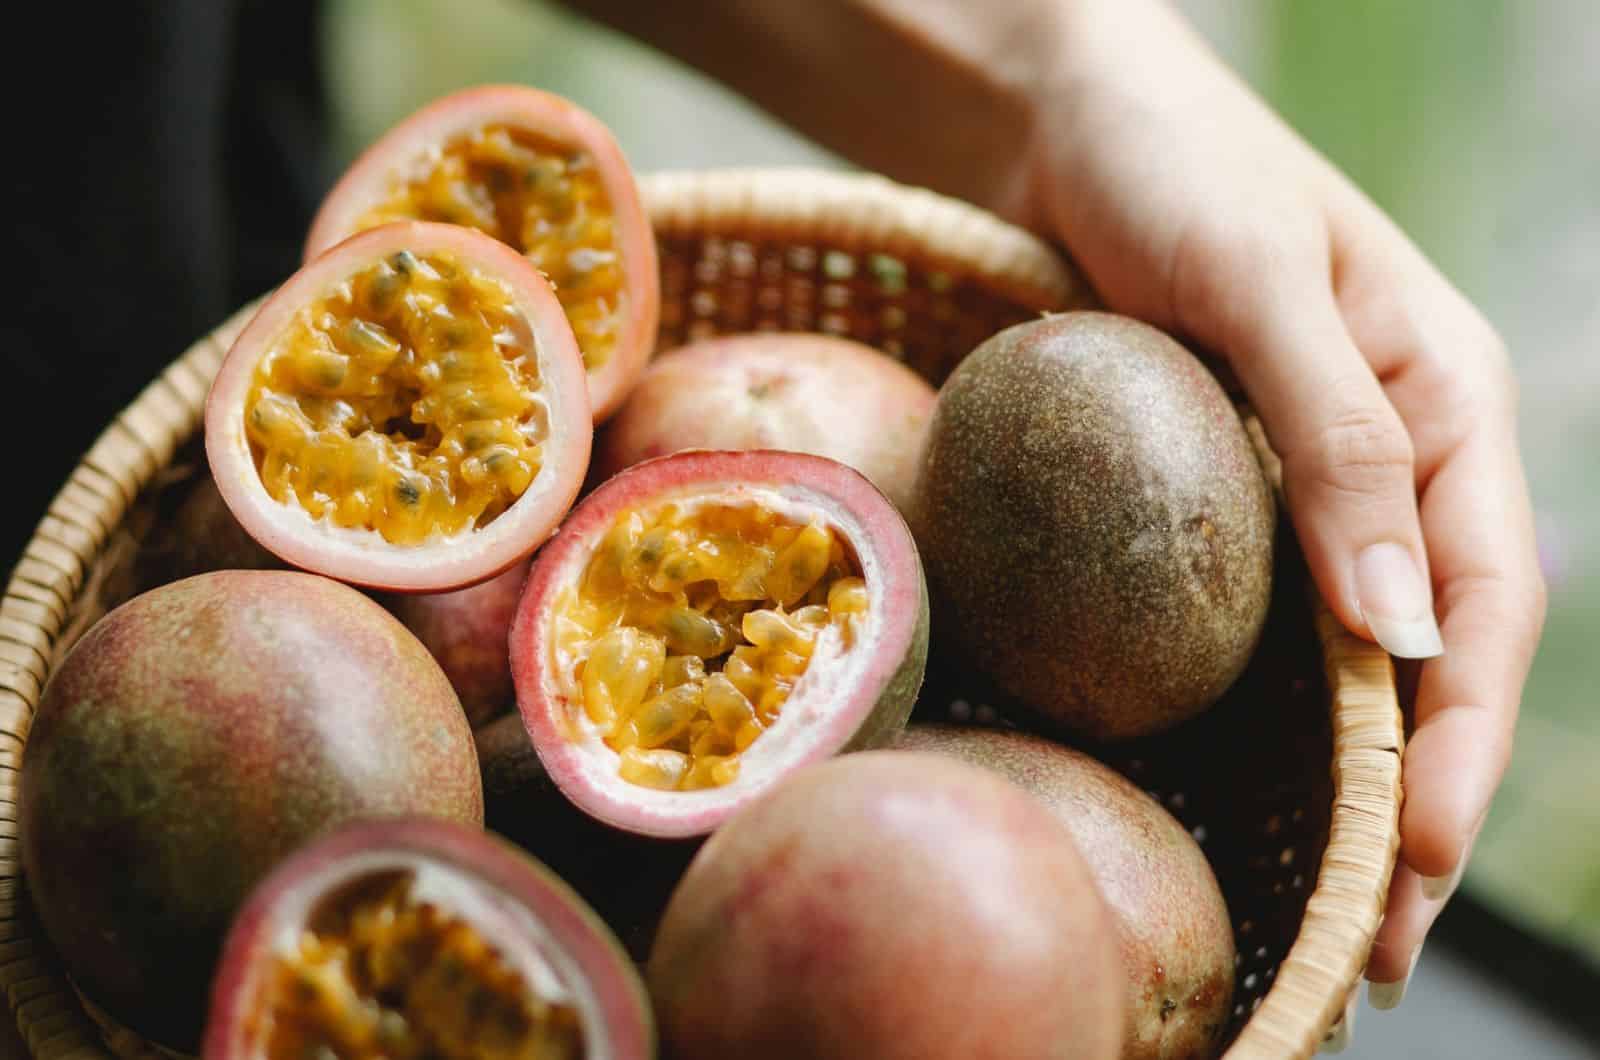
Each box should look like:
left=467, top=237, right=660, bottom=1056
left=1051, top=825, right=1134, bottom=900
left=1012, top=0, right=1248, bottom=234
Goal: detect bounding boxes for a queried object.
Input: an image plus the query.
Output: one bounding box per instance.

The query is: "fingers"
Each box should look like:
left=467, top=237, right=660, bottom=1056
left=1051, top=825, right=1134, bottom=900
left=1401, top=428, right=1544, bottom=880
left=1335, top=237, right=1543, bottom=882
left=1325, top=203, right=1547, bottom=999
left=1400, top=705, right=1500, bottom=884
left=1175, top=210, right=1543, bottom=1015
left=1368, top=807, right=1487, bottom=1005
left=1171, top=227, right=1442, bottom=660
left=1366, top=865, right=1433, bottom=999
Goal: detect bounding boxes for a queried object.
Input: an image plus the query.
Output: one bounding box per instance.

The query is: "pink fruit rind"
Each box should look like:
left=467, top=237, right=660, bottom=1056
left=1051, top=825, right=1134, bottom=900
left=304, top=84, right=659, bottom=423
left=205, top=221, right=593, bottom=593
left=384, top=560, right=530, bottom=727
left=645, top=751, right=1124, bottom=1060
left=510, top=449, right=928, bottom=839
left=593, top=334, right=936, bottom=512
left=203, top=816, right=654, bottom=1060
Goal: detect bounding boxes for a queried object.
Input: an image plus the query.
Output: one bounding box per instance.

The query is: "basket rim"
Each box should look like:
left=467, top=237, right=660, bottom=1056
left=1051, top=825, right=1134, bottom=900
left=0, top=165, right=1401, bottom=1060
left=639, top=166, right=1087, bottom=311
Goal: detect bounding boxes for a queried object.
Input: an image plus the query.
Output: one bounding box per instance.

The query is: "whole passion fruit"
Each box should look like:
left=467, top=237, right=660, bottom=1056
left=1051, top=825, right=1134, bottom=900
left=593, top=333, right=935, bottom=512
left=647, top=751, right=1124, bottom=1059
left=204, top=817, right=654, bottom=1060
left=910, top=312, right=1275, bottom=740
left=206, top=220, right=593, bottom=592
left=510, top=450, right=928, bottom=839
left=306, top=84, right=659, bottom=422
left=896, top=725, right=1236, bottom=1060
left=384, top=559, right=530, bottom=727
left=18, top=571, right=482, bottom=1049
left=134, top=476, right=284, bottom=592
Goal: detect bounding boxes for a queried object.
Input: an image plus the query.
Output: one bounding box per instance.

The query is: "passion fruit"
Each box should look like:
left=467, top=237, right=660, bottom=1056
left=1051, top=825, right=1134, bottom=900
left=306, top=84, right=659, bottom=422
left=204, top=816, right=654, bottom=1060
left=647, top=751, right=1124, bottom=1059
left=910, top=311, right=1275, bottom=740
left=384, top=559, right=529, bottom=727
left=510, top=450, right=927, bottom=838
left=18, top=571, right=482, bottom=1049
left=896, top=725, right=1235, bottom=1060
left=593, top=333, right=936, bottom=512
left=206, top=220, right=593, bottom=592
left=134, top=475, right=284, bottom=591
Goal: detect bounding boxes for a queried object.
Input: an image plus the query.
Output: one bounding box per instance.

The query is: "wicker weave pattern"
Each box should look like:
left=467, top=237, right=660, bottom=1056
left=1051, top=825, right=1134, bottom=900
left=0, top=169, right=1400, bottom=1060
left=643, top=169, right=1082, bottom=311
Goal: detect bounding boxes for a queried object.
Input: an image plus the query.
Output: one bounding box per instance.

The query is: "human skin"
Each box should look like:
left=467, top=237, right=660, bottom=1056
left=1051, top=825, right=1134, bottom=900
left=564, top=0, right=1548, bottom=1016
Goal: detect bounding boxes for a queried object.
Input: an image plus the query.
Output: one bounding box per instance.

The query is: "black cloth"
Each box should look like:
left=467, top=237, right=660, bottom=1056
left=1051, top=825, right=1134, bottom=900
left=5, top=1, right=327, bottom=570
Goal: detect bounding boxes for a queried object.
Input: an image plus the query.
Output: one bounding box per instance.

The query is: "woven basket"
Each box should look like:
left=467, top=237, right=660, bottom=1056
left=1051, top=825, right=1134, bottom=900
left=0, top=168, right=1401, bottom=1060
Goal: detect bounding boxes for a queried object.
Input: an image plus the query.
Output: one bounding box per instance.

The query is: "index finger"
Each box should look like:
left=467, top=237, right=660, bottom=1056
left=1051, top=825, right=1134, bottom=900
left=1327, top=184, right=1547, bottom=886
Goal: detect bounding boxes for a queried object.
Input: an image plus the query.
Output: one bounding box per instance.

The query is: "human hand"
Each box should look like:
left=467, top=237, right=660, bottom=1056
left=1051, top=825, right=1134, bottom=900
left=562, top=0, right=1546, bottom=1019
left=1015, top=0, right=1547, bottom=1011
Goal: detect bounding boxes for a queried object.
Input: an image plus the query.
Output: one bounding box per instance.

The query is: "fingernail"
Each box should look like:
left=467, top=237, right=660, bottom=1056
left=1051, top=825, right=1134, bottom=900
left=1368, top=947, right=1421, bottom=1011
left=1355, top=543, right=1443, bottom=659
left=1420, top=858, right=1465, bottom=901
left=1422, top=810, right=1486, bottom=901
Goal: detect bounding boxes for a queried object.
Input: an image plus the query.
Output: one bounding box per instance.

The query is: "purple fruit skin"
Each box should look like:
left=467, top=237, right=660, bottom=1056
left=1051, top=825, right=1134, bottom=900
left=19, top=570, right=482, bottom=1049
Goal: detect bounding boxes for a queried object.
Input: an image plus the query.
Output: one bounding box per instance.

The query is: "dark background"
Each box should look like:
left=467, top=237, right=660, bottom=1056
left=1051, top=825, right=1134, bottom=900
left=6, top=0, right=326, bottom=569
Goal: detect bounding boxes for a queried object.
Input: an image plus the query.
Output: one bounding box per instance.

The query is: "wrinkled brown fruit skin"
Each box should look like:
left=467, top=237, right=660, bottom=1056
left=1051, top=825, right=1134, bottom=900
left=384, top=560, right=529, bottom=727
left=647, top=751, right=1124, bottom=1060
left=896, top=725, right=1235, bottom=1060
left=19, top=571, right=483, bottom=1051
left=910, top=312, right=1275, bottom=741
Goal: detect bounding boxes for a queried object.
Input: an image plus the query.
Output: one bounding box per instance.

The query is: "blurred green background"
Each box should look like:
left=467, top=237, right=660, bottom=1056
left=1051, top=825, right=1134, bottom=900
left=322, top=0, right=1600, bottom=955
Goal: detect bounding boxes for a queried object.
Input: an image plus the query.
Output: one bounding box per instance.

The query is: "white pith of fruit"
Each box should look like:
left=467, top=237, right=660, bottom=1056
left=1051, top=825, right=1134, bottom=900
left=248, top=853, right=608, bottom=1058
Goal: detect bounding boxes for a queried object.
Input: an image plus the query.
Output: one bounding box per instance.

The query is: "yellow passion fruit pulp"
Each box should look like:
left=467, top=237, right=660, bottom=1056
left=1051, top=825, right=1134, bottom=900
left=254, top=871, right=583, bottom=1060
left=356, top=125, right=625, bottom=375
left=246, top=249, right=548, bottom=545
left=554, top=501, right=869, bottom=792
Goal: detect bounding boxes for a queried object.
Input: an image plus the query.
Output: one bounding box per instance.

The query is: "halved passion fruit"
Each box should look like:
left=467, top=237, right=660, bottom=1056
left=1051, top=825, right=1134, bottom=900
left=204, top=817, right=654, bottom=1060
left=306, top=85, right=659, bottom=422
left=510, top=450, right=928, bottom=838
left=206, top=221, right=593, bottom=592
